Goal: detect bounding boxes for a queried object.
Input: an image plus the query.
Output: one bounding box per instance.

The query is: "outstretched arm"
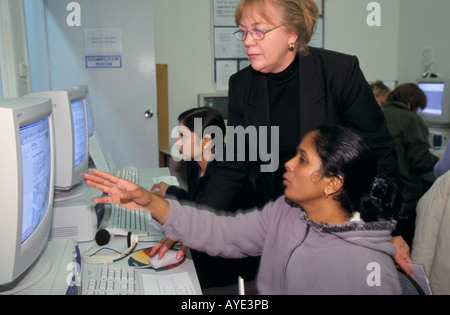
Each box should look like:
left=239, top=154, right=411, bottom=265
left=83, top=169, right=170, bottom=224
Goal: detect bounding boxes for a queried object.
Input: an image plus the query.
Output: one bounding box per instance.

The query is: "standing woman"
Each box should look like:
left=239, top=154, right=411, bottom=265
left=199, top=0, right=398, bottom=212
left=196, top=0, right=412, bottom=274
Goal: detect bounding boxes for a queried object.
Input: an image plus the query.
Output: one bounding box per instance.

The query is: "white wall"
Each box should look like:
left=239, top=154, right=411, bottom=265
left=153, top=0, right=216, bottom=142
left=397, top=0, right=450, bottom=83
left=154, top=0, right=450, bottom=140
left=324, top=0, right=400, bottom=83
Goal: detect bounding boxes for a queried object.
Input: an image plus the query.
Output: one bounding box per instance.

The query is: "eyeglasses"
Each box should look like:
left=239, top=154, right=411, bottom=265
left=233, top=25, right=283, bottom=41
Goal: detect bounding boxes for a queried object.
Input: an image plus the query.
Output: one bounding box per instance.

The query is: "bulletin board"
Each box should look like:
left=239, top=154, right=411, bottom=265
left=211, top=0, right=324, bottom=90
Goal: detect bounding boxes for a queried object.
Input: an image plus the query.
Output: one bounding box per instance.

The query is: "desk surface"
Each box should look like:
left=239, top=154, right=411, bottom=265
left=3, top=168, right=201, bottom=295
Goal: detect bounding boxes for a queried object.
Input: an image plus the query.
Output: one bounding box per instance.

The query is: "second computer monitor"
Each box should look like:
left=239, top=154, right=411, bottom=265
left=25, top=90, right=89, bottom=191
left=60, top=85, right=94, bottom=138
left=198, top=92, right=229, bottom=121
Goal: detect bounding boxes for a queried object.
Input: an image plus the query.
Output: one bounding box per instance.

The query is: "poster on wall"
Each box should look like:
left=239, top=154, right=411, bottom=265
left=84, top=28, right=123, bottom=68
left=212, top=0, right=324, bottom=90
left=212, top=0, right=246, bottom=90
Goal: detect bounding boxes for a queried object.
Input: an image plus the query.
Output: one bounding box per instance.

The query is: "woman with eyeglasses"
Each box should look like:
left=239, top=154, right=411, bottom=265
left=83, top=126, right=403, bottom=294
left=197, top=0, right=413, bottom=275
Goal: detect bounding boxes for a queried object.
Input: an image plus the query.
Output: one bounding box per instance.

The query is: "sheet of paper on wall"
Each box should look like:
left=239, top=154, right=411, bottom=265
left=213, top=0, right=240, bottom=26
left=84, top=28, right=123, bottom=56
left=216, top=60, right=238, bottom=91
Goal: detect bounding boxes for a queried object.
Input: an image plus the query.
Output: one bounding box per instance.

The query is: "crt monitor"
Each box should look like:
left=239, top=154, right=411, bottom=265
left=198, top=92, right=229, bottom=121
left=417, top=77, right=450, bottom=127
left=0, top=97, right=55, bottom=286
left=25, top=90, right=89, bottom=191
left=60, top=85, right=94, bottom=138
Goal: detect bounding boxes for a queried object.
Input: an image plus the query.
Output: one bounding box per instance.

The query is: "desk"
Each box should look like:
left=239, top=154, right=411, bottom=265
left=2, top=237, right=202, bottom=295
left=2, top=168, right=202, bottom=295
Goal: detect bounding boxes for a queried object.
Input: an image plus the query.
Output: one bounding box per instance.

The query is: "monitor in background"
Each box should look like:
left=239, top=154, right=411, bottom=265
left=0, top=97, right=55, bottom=287
left=417, top=77, right=450, bottom=128
left=59, top=85, right=115, bottom=172
left=60, top=85, right=94, bottom=138
left=25, top=90, right=89, bottom=192
left=198, top=92, right=229, bottom=121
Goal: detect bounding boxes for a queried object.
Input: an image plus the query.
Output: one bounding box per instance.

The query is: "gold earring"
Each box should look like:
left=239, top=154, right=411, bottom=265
left=324, top=192, right=329, bottom=199
left=289, top=43, right=295, bottom=51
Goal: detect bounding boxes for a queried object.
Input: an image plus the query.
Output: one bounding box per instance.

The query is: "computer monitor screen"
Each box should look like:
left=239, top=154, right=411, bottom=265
left=198, top=92, right=229, bottom=120
left=60, top=85, right=94, bottom=138
left=20, top=117, right=52, bottom=243
left=85, top=92, right=94, bottom=138
left=418, top=82, right=444, bottom=115
left=25, top=90, right=89, bottom=191
left=417, top=78, right=450, bottom=127
left=0, top=97, right=54, bottom=286
left=71, top=98, right=88, bottom=167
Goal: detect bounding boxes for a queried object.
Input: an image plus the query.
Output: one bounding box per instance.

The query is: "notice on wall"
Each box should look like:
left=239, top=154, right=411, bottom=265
left=84, top=28, right=122, bottom=68
left=85, top=56, right=122, bottom=68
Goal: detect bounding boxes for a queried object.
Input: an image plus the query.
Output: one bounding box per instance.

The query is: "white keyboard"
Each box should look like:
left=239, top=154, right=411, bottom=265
left=104, top=204, right=157, bottom=237
left=83, top=265, right=140, bottom=295
left=115, top=167, right=139, bottom=183
left=102, top=168, right=176, bottom=238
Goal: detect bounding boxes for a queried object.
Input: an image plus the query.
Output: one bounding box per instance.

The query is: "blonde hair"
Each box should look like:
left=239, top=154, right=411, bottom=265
left=235, top=0, right=318, bottom=55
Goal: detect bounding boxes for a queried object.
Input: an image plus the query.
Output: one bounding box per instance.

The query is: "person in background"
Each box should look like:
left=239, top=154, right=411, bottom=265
left=381, top=83, right=439, bottom=247
left=83, top=125, right=403, bottom=295
left=151, top=107, right=258, bottom=291
left=370, top=80, right=391, bottom=107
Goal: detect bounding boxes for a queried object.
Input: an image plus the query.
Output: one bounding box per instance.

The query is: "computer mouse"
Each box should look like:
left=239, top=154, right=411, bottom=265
left=149, top=250, right=183, bottom=269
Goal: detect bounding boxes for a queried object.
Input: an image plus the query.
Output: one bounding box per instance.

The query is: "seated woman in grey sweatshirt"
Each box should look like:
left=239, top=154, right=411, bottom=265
left=83, top=125, right=403, bottom=294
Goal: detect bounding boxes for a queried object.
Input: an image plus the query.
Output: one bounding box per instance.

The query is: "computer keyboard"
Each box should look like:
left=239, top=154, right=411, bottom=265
left=83, top=265, right=140, bottom=295
left=115, top=167, right=139, bottom=183
left=81, top=261, right=201, bottom=295
left=102, top=168, right=176, bottom=238
left=104, top=204, right=161, bottom=237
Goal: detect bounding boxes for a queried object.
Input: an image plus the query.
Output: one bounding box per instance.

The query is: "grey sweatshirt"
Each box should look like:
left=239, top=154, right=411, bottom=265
left=159, top=196, right=402, bottom=295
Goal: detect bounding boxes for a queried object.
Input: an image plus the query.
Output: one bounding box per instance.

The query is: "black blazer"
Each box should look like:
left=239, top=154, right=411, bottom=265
left=200, top=47, right=399, bottom=210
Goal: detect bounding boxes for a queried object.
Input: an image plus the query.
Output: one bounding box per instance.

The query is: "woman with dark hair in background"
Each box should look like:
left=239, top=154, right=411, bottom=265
left=151, top=107, right=258, bottom=290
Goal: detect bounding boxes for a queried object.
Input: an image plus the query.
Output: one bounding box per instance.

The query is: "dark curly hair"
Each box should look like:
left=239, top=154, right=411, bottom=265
left=312, top=125, right=403, bottom=222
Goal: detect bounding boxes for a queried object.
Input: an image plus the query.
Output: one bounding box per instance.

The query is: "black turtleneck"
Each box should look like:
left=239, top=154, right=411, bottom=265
left=266, top=55, right=301, bottom=195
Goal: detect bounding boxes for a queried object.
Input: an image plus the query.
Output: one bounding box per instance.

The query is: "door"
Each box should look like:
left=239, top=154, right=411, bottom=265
left=32, top=0, right=159, bottom=169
